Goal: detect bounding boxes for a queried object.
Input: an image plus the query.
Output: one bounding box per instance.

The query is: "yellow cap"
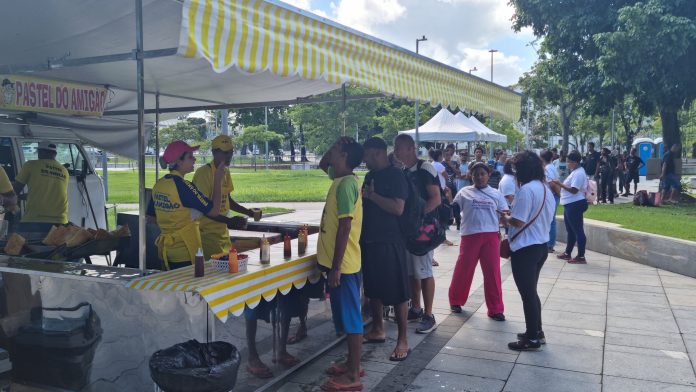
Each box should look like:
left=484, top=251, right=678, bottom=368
left=211, top=135, right=234, bottom=152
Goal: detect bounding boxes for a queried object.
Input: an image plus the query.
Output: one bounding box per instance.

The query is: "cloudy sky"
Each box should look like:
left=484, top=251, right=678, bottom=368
left=281, top=0, right=538, bottom=87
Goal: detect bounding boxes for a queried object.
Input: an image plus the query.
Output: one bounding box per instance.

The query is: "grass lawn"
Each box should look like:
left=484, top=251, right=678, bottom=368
left=107, top=206, right=293, bottom=230
left=569, top=202, right=696, bottom=242
left=100, top=168, right=365, bottom=204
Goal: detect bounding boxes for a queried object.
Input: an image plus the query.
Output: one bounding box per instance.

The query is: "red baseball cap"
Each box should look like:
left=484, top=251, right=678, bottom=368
left=162, top=140, right=199, bottom=164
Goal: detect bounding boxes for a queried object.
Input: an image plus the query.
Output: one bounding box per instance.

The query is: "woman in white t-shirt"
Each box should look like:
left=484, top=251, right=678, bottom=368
left=500, top=151, right=556, bottom=351
left=498, top=159, right=517, bottom=208
left=541, top=150, right=561, bottom=253
left=449, top=162, right=508, bottom=321
left=551, top=150, right=588, bottom=264
left=429, top=149, right=448, bottom=191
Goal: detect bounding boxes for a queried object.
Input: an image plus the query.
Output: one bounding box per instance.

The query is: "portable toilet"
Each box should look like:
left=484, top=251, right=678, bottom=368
left=654, top=137, right=664, bottom=159
left=633, top=138, right=654, bottom=176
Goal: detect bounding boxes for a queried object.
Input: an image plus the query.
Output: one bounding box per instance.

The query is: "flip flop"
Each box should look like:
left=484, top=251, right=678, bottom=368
left=287, top=332, right=307, bottom=345
left=325, top=364, right=366, bottom=377
left=362, top=336, right=386, bottom=344
left=320, top=377, right=364, bottom=391
left=246, top=365, right=273, bottom=379
left=389, top=348, right=411, bottom=362
left=273, top=354, right=301, bottom=367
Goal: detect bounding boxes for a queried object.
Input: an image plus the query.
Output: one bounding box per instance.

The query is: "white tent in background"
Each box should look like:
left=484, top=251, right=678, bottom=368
left=454, top=112, right=507, bottom=143
left=399, top=109, right=483, bottom=142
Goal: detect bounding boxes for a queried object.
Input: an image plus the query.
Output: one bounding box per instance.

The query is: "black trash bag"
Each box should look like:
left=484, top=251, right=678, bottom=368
left=149, top=339, right=241, bottom=392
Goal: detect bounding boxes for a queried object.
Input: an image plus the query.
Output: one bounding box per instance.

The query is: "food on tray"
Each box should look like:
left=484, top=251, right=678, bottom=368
left=65, top=228, right=92, bottom=247
left=4, top=233, right=26, bottom=255
left=42, top=225, right=71, bottom=246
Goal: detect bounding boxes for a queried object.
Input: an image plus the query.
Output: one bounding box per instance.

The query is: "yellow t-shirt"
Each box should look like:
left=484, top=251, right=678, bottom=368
left=148, top=170, right=214, bottom=264
left=317, top=169, right=362, bottom=274
left=192, top=163, right=234, bottom=258
left=15, top=159, right=69, bottom=224
left=0, top=167, right=12, bottom=194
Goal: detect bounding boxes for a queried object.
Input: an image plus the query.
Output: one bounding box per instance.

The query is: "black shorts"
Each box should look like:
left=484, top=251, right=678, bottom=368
left=361, top=241, right=410, bottom=306
left=627, top=170, right=640, bottom=184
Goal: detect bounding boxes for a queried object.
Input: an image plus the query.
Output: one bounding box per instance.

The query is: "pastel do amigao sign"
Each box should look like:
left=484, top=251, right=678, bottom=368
left=1, top=75, right=108, bottom=117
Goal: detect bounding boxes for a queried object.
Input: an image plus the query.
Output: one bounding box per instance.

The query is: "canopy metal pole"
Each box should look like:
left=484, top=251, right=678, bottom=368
left=155, top=93, right=160, bottom=179
left=265, top=106, right=269, bottom=169
left=341, top=84, right=347, bottom=136
left=135, top=0, right=147, bottom=274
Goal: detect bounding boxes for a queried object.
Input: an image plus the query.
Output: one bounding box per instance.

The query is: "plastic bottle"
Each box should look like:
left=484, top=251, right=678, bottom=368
left=260, top=235, right=270, bottom=265
left=228, top=248, right=238, bottom=273
left=194, top=248, right=205, bottom=277
left=283, top=234, right=292, bottom=259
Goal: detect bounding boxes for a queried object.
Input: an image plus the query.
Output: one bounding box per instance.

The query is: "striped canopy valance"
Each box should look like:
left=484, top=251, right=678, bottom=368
left=178, top=0, right=521, bottom=122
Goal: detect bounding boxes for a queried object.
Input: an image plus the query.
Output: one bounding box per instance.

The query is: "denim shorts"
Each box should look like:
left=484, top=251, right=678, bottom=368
left=662, top=173, right=681, bottom=192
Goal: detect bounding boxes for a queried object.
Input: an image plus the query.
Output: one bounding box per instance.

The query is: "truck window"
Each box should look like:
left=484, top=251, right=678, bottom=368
left=0, top=137, right=16, bottom=181
left=20, top=141, right=92, bottom=177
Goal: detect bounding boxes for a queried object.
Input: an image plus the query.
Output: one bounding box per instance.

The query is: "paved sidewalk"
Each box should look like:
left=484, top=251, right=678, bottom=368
left=270, top=227, right=696, bottom=392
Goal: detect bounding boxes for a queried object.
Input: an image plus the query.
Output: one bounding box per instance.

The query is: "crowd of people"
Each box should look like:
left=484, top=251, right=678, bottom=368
left=312, top=135, right=597, bottom=391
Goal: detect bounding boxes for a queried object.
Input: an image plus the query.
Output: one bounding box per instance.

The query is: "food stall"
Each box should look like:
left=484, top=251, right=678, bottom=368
left=0, top=0, right=521, bottom=390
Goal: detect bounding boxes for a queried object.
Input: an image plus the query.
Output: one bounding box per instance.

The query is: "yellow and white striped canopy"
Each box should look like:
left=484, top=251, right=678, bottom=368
left=178, top=0, right=521, bottom=122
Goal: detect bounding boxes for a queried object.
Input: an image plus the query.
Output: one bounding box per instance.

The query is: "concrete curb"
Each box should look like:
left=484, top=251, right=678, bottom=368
left=556, top=216, right=696, bottom=278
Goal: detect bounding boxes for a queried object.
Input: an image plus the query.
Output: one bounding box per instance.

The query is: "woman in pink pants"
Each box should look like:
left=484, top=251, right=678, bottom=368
left=449, top=162, right=509, bottom=321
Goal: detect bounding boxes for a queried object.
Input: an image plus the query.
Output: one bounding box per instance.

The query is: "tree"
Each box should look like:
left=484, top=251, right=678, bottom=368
left=511, top=0, right=696, bottom=151
left=615, top=96, right=654, bottom=151
left=287, top=86, right=382, bottom=154
left=518, top=55, right=579, bottom=151
left=157, top=118, right=208, bottom=148
left=235, top=125, right=284, bottom=152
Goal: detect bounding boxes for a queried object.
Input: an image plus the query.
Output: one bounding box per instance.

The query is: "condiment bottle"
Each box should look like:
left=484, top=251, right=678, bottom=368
left=283, top=234, right=292, bottom=259
left=194, top=248, right=205, bottom=277
left=228, top=248, right=238, bottom=273
left=298, top=227, right=307, bottom=255
left=260, top=235, right=270, bottom=265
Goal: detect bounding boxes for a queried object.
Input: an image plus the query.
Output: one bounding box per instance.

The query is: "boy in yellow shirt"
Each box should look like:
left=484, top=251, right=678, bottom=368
left=317, top=137, right=365, bottom=392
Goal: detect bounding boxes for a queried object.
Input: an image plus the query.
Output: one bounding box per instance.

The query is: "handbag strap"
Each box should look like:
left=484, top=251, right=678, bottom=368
left=510, top=183, right=546, bottom=242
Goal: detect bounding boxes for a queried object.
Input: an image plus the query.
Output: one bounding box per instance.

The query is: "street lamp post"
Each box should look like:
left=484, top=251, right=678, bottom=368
left=415, top=35, right=427, bottom=150
left=488, top=49, right=498, bottom=83
left=488, top=49, right=498, bottom=156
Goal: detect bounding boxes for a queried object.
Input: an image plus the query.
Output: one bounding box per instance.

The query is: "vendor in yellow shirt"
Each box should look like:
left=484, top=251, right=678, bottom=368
left=13, top=141, right=68, bottom=229
left=146, top=140, right=225, bottom=270
left=193, top=135, right=259, bottom=259
left=0, top=166, right=17, bottom=214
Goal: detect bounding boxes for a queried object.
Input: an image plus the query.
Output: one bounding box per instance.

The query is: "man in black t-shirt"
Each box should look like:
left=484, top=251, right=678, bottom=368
left=584, top=142, right=601, bottom=180
left=394, top=134, right=441, bottom=335
left=360, top=137, right=411, bottom=361
left=622, top=147, right=645, bottom=196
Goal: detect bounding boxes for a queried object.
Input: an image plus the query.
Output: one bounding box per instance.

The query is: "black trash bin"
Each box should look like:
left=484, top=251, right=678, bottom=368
left=149, top=339, right=241, bottom=392
left=11, top=302, right=102, bottom=390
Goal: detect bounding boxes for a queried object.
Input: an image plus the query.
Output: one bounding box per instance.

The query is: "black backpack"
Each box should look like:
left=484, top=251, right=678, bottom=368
left=400, top=161, right=448, bottom=256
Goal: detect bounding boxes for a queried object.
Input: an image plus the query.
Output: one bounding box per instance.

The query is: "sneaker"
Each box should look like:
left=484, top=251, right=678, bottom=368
left=508, top=337, right=542, bottom=351
left=450, top=305, right=463, bottom=313
left=557, top=252, right=571, bottom=261
left=415, top=314, right=437, bottom=334
left=568, top=256, right=587, bottom=264
left=488, top=313, right=506, bottom=321
left=517, top=331, right=546, bottom=344
left=407, top=307, right=423, bottom=322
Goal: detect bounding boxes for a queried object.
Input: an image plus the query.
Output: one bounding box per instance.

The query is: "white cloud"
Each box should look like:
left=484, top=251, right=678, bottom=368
left=286, top=0, right=537, bottom=87
left=456, top=48, right=524, bottom=86
left=331, top=0, right=407, bottom=34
